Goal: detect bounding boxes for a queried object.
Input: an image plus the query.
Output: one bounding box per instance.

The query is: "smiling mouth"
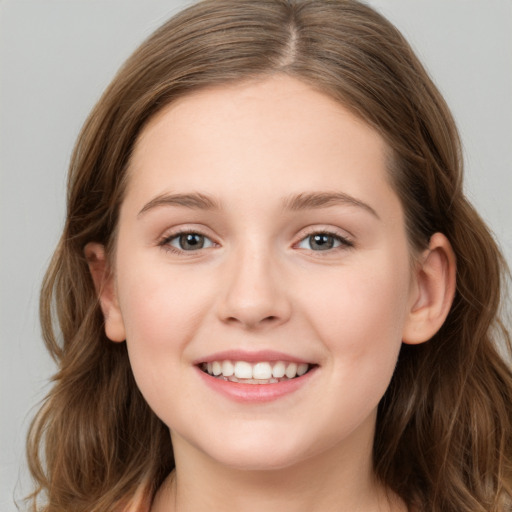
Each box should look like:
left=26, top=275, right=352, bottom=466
left=199, top=360, right=314, bottom=384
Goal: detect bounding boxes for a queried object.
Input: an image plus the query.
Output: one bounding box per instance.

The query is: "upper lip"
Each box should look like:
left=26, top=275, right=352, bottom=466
left=193, top=349, right=312, bottom=365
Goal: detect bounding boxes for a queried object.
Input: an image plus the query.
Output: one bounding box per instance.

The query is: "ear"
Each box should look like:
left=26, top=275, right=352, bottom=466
left=84, top=242, right=126, bottom=342
left=402, top=232, right=456, bottom=345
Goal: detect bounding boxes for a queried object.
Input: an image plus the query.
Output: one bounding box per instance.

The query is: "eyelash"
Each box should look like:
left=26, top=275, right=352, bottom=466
left=158, top=228, right=354, bottom=256
left=158, top=228, right=216, bottom=255
left=295, top=230, right=354, bottom=253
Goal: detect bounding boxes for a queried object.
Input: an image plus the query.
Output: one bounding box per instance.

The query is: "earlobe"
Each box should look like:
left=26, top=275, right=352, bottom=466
left=84, top=242, right=126, bottom=343
left=402, top=233, right=456, bottom=345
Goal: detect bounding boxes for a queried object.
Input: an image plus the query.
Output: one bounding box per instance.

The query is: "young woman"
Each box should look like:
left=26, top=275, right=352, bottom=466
left=26, top=1, right=512, bottom=511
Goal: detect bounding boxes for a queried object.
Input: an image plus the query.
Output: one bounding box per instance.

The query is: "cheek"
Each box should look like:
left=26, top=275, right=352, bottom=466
left=117, top=253, right=212, bottom=341
left=306, top=262, right=409, bottom=339
left=114, top=257, right=216, bottom=398
left=299, top=251, right=412, bottom=383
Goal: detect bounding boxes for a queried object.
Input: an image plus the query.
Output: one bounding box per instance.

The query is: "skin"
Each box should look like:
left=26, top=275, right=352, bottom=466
left=86, top=75, right=456, bottom=512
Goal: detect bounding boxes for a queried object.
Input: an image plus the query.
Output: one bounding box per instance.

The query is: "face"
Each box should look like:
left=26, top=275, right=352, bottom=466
left=105, top=76, right=421, bottom=471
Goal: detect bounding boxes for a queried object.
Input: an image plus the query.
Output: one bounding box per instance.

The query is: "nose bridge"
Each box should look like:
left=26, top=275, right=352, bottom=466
left=217, top=236, right=291, bottom=329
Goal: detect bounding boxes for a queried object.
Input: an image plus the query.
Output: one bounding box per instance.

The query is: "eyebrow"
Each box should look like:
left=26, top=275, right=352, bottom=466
left=138, top=192, right=221, bottom=216
left=282, top=191, right=380, bottom=219
left=138, top=191, right=379, bottom=219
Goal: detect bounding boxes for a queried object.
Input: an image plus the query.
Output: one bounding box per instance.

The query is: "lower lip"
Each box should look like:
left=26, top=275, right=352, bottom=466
left=195, top=366, right=317, bottom=403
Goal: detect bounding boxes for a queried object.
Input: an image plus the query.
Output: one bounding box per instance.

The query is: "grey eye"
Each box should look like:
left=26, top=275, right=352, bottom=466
left=169, top=233, right=214, bottom=251
left=297, top=233, right=347, bottom=251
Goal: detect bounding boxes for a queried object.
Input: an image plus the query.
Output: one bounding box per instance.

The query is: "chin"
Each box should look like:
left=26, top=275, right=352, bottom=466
left=211, top=450, right=306, bottom=472
left=196, top=430, right=316, bottom=472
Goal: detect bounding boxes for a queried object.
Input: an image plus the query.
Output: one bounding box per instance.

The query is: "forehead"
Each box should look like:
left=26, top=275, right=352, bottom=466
left=125, top=75, right=398, bottom=217
left=132, top=75, right=386, bottom=164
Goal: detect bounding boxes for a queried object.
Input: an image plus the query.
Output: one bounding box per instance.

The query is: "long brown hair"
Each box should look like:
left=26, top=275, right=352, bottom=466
left=26, top=1, right=512, bottom=510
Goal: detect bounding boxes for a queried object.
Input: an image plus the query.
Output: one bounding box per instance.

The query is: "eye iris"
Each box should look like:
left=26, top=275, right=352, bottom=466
left=310, top=234, right=334, bottom=250
left=179, top=233, right=204, bottom=250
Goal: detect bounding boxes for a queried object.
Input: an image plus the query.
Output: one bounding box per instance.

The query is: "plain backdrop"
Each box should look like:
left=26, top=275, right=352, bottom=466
left=1, top=0, right=511, bottom=509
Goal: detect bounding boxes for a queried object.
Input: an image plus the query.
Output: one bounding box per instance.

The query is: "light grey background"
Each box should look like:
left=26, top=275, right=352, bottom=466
left=1, top=1, right=511, bottom=509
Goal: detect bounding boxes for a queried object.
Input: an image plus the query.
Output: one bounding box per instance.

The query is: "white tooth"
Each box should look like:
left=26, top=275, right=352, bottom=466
left=212, top=361, right=222, bottom=376
left=272, top=361, right=286, bottom=378
left=207, top=362, right=213, bottom=375
left=285, top=362, right=298, bottom=379
left=221, top=360, right=234, bottom=377
left=234, top=361, right=253, bottom=379
left=297, top=363, right=308, bottom=376
left=253, top=362, right=272, bottom=379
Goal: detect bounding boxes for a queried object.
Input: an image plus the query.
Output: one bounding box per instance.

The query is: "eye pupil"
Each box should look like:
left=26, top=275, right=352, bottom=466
left=180, top=233, right=204, bottom=250
left=310, top=234, right=334, bottom=250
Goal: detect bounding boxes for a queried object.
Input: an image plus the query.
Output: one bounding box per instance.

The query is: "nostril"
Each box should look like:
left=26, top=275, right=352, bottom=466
left=224, top=314, right=279, bottom=327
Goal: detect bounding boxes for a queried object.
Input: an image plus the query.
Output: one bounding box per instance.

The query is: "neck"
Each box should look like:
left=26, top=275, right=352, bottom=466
left=151, top=424, right=406, bottom=512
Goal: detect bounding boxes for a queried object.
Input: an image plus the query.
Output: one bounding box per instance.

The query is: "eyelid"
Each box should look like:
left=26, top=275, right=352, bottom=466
left=293, top=226, right=355, bottom=251
left=296, top=224, right=354, bottom=240
left=158, top=226, right=218, bottom=255
left=156, top=224, right=354, bottom=255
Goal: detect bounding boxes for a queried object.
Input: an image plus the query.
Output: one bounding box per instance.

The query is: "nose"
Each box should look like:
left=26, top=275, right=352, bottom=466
left=216, top=245, right=292, bottom=330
